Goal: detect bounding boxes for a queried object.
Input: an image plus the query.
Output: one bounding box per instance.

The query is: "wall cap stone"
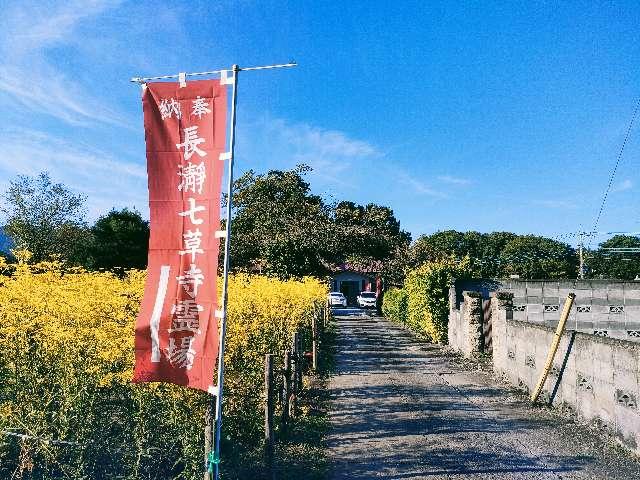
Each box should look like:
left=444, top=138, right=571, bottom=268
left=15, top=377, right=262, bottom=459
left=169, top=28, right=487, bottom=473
left=495, top=291, right=514, bottom=300
left=462, top=291, right=482, bottom=299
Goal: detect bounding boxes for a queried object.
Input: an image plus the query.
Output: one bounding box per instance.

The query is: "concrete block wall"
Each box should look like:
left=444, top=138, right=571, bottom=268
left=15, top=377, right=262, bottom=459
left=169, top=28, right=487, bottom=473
left=499, top=279, right=640, bottom=341
left=492, top=292, right=640, bottom=453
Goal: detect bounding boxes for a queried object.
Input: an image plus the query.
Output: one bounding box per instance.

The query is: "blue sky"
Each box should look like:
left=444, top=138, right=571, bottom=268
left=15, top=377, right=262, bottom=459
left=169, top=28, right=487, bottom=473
left=1, top=1, right=639, bottom=248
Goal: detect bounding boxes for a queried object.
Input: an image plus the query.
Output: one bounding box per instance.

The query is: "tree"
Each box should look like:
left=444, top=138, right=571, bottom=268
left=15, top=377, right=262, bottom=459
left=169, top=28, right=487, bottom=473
left=409, top=230, right=576, bottom=279
left=476, top=232, right=518, bottom=277
left=411, top=230, right=483, bottom=275
left=2, top=172, right=90, bottom=264
left=228, top=166, right=411, bottom=279
left=588, top=235, right=640, bottom=280
left=333, top=201, right=411, bottom=272
left=229, top=165, right=335, bottom=278
left=90, top=208, right=149, bottom=271
left=498, top=235, right=577, bottom=279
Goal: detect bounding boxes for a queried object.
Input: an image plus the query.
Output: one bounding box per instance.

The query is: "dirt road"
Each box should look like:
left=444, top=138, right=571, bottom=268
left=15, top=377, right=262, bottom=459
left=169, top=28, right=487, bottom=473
left=326, top=313, right=640, bottom=479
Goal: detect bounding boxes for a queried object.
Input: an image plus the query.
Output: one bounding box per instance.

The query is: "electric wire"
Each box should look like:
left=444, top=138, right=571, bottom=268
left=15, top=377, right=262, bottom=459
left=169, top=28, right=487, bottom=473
left=588, top=96, right=640, bottom=250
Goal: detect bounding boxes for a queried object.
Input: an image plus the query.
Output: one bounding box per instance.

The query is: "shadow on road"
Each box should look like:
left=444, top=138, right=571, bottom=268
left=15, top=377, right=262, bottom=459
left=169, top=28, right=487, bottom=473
left=326, top=315, right=640, bottom=479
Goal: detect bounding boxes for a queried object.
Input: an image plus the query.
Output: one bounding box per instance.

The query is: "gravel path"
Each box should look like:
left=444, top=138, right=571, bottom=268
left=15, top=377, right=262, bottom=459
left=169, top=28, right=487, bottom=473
left=326, top=313, right=640, bottom=479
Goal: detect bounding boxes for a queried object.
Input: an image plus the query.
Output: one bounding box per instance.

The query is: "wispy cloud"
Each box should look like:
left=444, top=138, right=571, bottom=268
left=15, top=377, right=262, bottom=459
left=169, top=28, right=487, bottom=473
left=437, top=174, right=471, bottom=186
left=0, top=1, right=129, bottom=128
left=237, top=114, right=451, bottom=201
left=0, top=127, right=147, bottom=219
left=237, top=115, right=380, bottom=188
left=3, top=1, right=120, bottom=53
left=533, top=199, right=577, bottom=209
left=393, top=170, right=447, bottom=198
left=611, top=179, right=633, bottom=193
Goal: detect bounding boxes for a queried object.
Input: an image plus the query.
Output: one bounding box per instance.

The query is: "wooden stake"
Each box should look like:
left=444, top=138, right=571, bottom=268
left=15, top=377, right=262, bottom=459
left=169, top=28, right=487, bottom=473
left=282, top=351, right=291, bottom=432
left=312, top=313, right=318, bottom=371
left=264, top=354, right=275, bottom=474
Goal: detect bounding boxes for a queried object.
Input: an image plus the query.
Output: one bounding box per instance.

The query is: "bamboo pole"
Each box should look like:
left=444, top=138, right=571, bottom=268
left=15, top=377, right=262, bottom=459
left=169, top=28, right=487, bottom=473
left=530, top=292, right=576, bottom=403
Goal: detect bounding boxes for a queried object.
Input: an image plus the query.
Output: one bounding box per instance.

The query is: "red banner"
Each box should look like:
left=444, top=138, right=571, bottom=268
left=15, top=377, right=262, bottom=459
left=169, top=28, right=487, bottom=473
left=133, top=80, right=227, bottom=392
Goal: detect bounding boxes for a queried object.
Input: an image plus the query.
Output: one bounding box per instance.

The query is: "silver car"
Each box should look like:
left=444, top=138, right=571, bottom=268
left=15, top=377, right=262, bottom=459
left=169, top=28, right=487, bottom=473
left=357, top=291, right=377, bottom=308
left=328, top=292, right=347, bottom=307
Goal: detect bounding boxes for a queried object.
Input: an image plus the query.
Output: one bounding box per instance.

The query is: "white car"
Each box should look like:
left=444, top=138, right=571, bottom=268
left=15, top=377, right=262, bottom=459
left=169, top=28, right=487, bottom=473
left=328, top=292, right=347, bottom=307
left=357, top=291, right=377, bottom=309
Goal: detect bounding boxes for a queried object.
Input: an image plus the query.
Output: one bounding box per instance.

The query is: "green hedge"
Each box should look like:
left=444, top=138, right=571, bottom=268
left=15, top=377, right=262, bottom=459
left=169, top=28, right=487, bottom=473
left=390, top=259, right=468, bottom=344
left=382, top=287, right=408, bottom=324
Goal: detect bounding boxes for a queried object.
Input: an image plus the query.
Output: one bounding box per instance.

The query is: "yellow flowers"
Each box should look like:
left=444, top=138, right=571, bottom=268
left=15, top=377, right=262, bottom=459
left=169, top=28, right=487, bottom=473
left=0, top=261, right=327, bottom=479
left=386, top=258, right=469, bottom=343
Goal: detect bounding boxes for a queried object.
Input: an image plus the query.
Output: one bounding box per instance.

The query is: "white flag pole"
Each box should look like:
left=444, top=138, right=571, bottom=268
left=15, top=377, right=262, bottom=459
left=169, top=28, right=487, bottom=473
left=211, top=63, right=239, bottom=480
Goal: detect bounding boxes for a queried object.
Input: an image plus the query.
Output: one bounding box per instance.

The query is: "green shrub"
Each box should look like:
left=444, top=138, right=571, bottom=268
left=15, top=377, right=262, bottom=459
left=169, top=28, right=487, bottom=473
left=382, top=287, right=408, bottom=324
left=404, top=259, right=468, bottom=343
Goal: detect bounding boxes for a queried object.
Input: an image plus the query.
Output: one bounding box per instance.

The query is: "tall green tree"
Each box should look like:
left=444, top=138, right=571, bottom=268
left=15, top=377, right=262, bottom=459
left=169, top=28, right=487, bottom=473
left=1, top=172, right=90, bottom=264
left=411, top=230, right=484, bottom=275
left=476, top=231, right=518, bottom=277
left=89, top=208, right=149, bottom=271
left=498, top=235, right=577, bottom=279
left=588, top=235, right=640, bottom=280
left=410, top=230, right=576, bottom=279
left=333, top=201, right=411, bottom=271
left=229, top=165, right=335, bottom=278
left=228, top=166, right=410, bottom=279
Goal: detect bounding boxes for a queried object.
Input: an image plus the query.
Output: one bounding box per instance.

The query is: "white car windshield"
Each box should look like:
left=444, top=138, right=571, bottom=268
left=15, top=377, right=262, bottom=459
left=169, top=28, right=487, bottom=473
left=359, top=292, right=376, bottom=298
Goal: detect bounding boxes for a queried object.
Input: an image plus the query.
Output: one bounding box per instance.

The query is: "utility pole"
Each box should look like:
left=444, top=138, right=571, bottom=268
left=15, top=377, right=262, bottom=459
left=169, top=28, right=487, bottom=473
left=578, top=232, right=585, bottom=280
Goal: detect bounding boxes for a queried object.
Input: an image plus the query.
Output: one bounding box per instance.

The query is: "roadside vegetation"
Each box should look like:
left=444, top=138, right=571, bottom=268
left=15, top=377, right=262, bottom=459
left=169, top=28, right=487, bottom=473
left=0, top=258, right=326, bottom=479
left=383, top=259, right=469, bottom=343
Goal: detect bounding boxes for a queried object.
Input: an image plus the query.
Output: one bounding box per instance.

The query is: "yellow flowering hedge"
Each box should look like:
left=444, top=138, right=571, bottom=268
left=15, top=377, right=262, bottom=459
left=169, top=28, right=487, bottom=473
left=394, top=259, right=469, bottom=343
left=0, top=259, right=326, bottom=479
left=381, top=287, right=408, bottom=325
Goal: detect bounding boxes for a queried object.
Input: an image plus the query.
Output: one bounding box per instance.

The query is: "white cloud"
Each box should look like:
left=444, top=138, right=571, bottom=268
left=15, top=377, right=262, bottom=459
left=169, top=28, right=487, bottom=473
left=437, top=174, right=471, bottom=186
left=0, top=1, right=129, bottom=128
left=236, top=115, right=380, bottom=188
left=393, top=170, right=447, bottom=198
left=611, top=179, right=633, bottom=193
left=3, top=1, right=120, bottom=54
left=0, top=127, right=147, bottom=220
left=237, top=114, right=450, bottom=202
left=533, top=199, right=577, bottom=209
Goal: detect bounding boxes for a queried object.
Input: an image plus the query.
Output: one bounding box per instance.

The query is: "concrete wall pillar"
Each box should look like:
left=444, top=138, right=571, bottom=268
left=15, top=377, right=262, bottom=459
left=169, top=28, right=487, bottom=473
left=463, top=291, right=483, bottom=356
left=491, top=291, right=513, bottom=376
left=449, top=285, right=457, bottom=312
left=448, top=285, right=461, bottom=351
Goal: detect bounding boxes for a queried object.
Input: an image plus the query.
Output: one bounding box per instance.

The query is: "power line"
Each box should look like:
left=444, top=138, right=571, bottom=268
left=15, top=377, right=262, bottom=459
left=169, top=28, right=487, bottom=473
left=588, top=96, right=640, bottom=249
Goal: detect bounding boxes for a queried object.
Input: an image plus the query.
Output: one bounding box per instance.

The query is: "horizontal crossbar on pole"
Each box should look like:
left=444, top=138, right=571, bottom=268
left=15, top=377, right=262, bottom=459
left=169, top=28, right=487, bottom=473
left=130, top=62, right=297, bottom=83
